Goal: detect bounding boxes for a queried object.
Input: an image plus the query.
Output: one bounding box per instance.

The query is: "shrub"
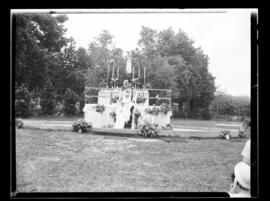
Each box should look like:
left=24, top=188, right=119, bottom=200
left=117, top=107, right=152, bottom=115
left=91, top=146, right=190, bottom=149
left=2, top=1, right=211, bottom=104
left=15, top=118, right=24, bottom=129
left=63, top=88, right=79, bottom=116
left=137, top=121, right=160, bottom=137
left=219, top=130, right=232, bottom=139
left=15, top=85, right=33, bottom=118
left=72, top=119, right=92, bottom=133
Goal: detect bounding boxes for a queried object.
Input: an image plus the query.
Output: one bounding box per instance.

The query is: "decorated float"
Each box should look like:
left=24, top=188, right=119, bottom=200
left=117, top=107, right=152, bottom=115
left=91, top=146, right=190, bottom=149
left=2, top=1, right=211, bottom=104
left=83, top=56, right=173, bottom=133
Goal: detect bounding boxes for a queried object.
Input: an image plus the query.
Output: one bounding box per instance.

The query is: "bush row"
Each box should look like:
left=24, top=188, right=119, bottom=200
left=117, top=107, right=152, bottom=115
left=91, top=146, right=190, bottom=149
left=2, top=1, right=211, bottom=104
left=15, top=83, right=84, bottom=118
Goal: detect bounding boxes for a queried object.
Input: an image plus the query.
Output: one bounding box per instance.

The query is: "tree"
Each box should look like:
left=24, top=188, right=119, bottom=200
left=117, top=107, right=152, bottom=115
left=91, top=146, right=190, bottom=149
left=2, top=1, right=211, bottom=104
left=15, top=14, right=68, bottom=91
left=87, top=30, right=127, bottom=88
left=63, top=88, right=79, bottom=116
left=15, top=84, right=34, bottom=118
left=40, top=79, right=56, bottom=115
left=136, top=26, right=216, bottom=119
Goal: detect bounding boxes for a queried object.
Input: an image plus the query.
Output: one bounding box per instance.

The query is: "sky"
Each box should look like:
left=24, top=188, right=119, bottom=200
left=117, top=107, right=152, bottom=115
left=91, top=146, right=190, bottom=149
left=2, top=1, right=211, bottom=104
left=62, top=9, right=256, bottom=97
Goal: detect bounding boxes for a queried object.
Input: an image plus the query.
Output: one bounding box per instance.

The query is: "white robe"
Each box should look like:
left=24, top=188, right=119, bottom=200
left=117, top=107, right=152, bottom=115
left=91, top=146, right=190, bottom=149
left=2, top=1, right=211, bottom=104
left=114, top=90, right=132, bottom=129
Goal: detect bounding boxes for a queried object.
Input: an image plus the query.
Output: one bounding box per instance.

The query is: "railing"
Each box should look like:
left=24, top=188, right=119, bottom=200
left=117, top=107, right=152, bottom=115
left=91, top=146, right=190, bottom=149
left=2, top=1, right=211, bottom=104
left=84, top=87, right=172, bottom=106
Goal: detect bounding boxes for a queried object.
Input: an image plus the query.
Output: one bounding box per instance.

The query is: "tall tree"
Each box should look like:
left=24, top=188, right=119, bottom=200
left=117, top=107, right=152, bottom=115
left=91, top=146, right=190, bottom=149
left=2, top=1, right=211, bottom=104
left=136, top=26, right=216, bottom=119
left=15, top=14, right=68, bottom=91
left=87, top=30, right=127, bottom=88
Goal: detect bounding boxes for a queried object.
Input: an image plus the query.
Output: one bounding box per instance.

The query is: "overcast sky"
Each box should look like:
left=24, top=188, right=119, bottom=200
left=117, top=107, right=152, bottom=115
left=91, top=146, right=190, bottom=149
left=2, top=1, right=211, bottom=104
left=62, top=9, right=255, bottom=97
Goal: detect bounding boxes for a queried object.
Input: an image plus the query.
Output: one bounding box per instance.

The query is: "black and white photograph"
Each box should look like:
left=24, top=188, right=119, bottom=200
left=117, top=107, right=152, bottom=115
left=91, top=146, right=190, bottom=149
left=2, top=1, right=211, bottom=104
left=11, top=8, right=258, bottom=198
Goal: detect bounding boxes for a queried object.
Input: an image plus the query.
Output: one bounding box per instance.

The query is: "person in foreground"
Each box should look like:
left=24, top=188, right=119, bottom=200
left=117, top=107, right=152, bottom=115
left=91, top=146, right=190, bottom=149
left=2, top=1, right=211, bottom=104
left=228, top=162, right=250, bottom=198
left=241, top=119, right=251, bottom=166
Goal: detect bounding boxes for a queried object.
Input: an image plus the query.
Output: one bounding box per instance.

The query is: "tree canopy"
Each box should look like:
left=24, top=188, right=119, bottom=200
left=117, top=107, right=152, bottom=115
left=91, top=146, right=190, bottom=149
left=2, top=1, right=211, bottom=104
left=15, top=15, right=234, bottom=119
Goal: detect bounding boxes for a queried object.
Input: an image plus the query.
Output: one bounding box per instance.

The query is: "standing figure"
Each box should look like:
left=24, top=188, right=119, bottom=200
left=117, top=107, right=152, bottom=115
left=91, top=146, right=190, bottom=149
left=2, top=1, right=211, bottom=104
left=114, top=80, right=133, bottom=129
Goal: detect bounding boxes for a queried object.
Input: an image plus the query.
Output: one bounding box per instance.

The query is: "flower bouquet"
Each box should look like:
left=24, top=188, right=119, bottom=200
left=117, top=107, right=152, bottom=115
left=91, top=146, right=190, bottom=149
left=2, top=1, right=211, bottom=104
left=219, top=130, right=232, bottom=139
left=72, top=119, right=92, bottom=133
left=137, top=121, right=160, bottom=137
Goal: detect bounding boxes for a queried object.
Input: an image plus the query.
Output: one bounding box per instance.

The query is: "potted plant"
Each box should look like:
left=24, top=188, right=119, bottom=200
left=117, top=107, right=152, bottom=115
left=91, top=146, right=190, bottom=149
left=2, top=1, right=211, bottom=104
left=72, top=119, right=92, bottom=133
left=15, top=118, right=24, bottom=129
left=219, top=130, right=232, bottom=140
left=137, top=121, right=160, bottom=138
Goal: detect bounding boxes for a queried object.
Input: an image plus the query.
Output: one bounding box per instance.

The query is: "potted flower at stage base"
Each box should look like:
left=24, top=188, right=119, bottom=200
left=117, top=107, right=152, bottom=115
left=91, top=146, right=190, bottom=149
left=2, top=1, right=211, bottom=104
left=72, top=119, right=92, bottom=133
left=219, top=130, right=232, bottom=140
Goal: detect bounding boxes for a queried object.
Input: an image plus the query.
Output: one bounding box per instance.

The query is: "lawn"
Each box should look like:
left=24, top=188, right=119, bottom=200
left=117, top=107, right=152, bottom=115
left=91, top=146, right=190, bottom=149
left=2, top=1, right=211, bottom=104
left=15, top=128, right=246, bottom=192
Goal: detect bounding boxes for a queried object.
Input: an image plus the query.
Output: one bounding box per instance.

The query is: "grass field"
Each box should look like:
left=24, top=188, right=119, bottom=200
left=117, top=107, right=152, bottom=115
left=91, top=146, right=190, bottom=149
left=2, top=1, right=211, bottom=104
left=15, top=127, right=246, bottom=192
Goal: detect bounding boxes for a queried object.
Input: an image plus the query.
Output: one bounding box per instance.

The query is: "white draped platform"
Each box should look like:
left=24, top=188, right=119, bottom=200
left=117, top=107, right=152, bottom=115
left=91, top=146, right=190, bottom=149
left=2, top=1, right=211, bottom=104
left=83, top=89, right=172, bottom=129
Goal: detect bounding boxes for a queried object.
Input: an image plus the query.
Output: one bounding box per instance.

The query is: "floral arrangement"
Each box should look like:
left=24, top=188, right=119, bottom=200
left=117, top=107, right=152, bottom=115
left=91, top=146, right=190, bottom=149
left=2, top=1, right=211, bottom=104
left=137, top=121, right=160, bottom=137
left=72, top=119, right=92, bottom=133
left=136, top=96, right=146, bottom=104
left=111, top=96, right=119, bottom=103
left=110, top=111, right=116, bottom=122
left=159, top=103, right=172, bottom=115
left=15, top=118, right=24, bottom=129
left=145, top=106, right=160, bottom=116
left=94, top=104, right=106, bottom=114
left=219, top=130, right=232, bottom=139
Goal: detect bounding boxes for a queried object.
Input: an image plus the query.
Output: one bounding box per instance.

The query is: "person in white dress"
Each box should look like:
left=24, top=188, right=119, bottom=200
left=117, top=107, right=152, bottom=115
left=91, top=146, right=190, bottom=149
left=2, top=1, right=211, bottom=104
left=114, top=81, right=133, bottom=129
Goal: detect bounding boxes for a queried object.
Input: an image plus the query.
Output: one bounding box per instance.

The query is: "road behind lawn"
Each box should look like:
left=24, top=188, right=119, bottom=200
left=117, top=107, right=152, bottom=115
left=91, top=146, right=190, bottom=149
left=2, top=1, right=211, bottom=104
left=16, top=129, right=246, bottom=192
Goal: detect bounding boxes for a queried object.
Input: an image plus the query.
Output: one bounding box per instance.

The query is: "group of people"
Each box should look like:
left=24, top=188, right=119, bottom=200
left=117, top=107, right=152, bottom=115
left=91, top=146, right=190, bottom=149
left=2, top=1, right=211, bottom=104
left=228, top=120, right=251, bottom=197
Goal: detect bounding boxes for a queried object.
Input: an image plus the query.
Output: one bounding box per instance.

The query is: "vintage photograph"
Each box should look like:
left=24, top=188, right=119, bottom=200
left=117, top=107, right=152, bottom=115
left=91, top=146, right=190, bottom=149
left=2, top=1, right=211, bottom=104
left=12, top=8, right=257, bottom=197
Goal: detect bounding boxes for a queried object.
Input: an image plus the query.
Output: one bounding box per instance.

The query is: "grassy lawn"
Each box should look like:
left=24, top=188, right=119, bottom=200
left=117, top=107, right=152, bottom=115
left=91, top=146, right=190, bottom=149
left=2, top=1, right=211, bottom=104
left=15, top=128, right=246, bottom=192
